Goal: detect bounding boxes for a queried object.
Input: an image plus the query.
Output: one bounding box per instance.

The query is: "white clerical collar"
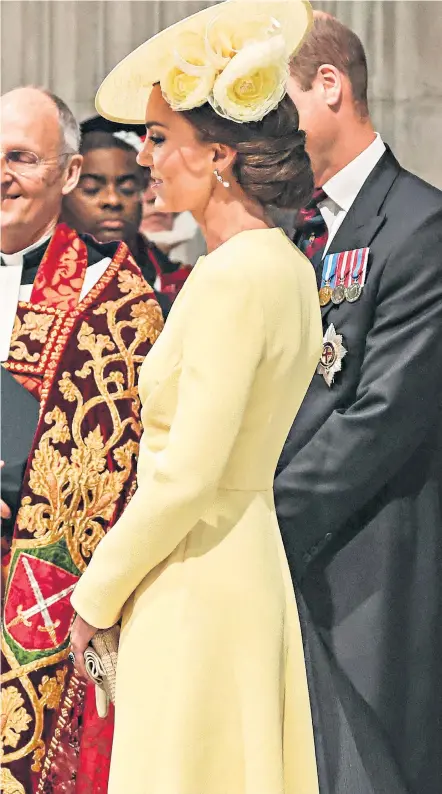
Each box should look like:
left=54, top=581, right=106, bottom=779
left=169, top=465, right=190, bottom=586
left=322, top=133, right=386, bottom=212
left=1, top=229, right=54, bottom=267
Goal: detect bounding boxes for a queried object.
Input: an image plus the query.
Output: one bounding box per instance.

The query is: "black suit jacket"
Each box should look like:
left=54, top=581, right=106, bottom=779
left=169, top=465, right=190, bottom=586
left=275, top=149, right=442, bottom=794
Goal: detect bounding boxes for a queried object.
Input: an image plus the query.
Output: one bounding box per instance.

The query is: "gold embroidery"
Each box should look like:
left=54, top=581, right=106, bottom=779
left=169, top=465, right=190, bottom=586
left=1, top=669, right=50, bottom=765
left=17, top=415, right=139, bottom=568
left=4, top=304, right=65, bottom=377
left=20, top=312, right=54, bottom=343
left=15, top=275, right=163, bottom=569
left=36, top=674, right=82, bottom=793
left=131, top=299, right=164, bottom=344
left=0, top=640, right=69, bottom=769
left=117, top=268, right=150, bottom=294
left=38, top=669, right=66, bottom=711
left=9, top=311, right=56, bottom=363
left=0, top=687, right=32, bottom=750
left=2, top=260, right=163, bottom=779
left=31, top=739, right=46, bottom=773
left=0, top=767, right=26, bottom=794
left=0, top=642, right=70, bottom=685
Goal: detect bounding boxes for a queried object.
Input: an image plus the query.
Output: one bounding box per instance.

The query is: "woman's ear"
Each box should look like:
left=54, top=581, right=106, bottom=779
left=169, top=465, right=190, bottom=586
left=212, top=143, right=237, bottom=177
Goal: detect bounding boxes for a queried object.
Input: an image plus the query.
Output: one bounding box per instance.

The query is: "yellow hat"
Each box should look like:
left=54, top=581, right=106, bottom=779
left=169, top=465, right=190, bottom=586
left=96, top=0, right=312, bottom=125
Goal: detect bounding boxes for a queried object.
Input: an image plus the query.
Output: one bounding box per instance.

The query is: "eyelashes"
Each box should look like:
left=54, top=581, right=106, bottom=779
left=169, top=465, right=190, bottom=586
left=148, top=135, right=165, bottom=146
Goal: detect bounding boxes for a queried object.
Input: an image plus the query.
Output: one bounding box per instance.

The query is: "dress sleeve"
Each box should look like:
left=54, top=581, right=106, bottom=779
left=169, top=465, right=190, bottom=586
left=71, top=258, right=265, bottom=628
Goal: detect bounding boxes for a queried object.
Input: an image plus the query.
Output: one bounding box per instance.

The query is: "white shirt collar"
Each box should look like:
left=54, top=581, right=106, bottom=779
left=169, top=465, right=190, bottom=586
left=142, top=211, right=198, bottom=250
left=322, top=133, right=386, bottom=212
left=1, top=229, right=54, bottom=267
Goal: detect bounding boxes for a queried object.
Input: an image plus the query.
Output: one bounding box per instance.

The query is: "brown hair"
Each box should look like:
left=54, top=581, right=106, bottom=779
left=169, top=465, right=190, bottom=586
left=290, top=14, right=369, bottom=116
left=181, top=95, right=314, bottom=211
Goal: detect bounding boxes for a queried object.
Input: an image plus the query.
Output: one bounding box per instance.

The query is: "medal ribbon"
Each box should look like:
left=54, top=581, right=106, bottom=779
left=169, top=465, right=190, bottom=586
left=344, top=247, right=369, bottom=288
left=336, top=250, right=352, bottom=286
left=320, top=253, right=338, bottom=289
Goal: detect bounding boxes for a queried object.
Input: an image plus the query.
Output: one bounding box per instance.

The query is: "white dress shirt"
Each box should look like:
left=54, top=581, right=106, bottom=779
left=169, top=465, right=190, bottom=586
left=0, top=232, right=111, bottom=362
left=320, top=134, right=386, bottom=255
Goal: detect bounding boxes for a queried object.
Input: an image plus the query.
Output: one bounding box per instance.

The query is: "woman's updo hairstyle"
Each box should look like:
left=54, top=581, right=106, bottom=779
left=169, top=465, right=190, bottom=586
left=181, top=94, right=313, bottom=211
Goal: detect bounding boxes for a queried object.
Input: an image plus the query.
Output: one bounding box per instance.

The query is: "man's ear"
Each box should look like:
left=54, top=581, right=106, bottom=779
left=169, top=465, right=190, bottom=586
left=315, top=64, right=343, bottom=109
left=61, top=154, right=83, bottom=196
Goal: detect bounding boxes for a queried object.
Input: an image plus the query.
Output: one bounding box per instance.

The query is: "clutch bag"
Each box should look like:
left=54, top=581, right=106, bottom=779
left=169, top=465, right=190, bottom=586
left=84, top=624, right=120, bottom=718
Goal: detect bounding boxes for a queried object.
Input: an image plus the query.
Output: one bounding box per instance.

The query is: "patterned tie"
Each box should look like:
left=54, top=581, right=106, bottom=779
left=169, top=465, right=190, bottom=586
left=294, top=188, right=329, bottom=263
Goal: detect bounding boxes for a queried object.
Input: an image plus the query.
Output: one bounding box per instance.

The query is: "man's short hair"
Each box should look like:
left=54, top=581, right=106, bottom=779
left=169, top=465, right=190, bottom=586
left=41, top=89, right=81, bottom=153
left=290, top=14, right=369, bottom=116
left=79, top=130, right=139, bottom=156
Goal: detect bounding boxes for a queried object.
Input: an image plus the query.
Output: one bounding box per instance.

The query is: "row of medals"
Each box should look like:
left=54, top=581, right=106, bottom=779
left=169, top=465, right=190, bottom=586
left=319, top=279, right=362, bottom=308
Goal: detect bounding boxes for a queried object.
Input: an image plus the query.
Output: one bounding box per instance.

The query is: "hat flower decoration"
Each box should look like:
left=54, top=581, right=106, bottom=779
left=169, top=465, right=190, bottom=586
left=95, top=1, right=313, bottom=126
left=161, top=9, right=289, bottom=123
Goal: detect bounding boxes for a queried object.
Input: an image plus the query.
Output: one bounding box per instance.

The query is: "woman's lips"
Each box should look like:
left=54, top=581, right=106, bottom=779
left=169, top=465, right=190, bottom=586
left=150, top=178, right=163, bottom=192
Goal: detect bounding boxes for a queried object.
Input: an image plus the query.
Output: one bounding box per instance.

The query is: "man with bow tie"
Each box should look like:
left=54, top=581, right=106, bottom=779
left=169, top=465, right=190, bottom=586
left=275, top=12, right=442, bottom=794
left=0, top=86, right=163, bottom=794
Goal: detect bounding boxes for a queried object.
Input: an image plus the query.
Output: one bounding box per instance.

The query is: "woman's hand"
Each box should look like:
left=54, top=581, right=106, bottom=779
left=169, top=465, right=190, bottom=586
left=0, top=462, right=12, bottom=520
left=70, top=614, right=98, bottom=680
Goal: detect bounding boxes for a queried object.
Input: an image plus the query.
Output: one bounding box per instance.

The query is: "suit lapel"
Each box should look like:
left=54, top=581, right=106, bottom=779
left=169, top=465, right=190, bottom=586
left=320, top=148, right=402, bottom=323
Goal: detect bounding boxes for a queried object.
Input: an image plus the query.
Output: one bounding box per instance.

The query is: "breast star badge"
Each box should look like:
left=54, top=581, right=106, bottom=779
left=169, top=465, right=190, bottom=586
left=317, top=323, right=347, bottom=387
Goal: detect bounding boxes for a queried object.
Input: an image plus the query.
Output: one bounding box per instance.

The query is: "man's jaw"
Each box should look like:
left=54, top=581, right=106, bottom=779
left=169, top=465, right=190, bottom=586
left=1, top=215, right=58, bottom=255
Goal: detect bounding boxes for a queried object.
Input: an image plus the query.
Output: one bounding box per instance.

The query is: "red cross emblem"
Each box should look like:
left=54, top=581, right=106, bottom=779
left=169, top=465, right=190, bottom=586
left=4, top=553, right=78, bottom=652
left=321, top=341, right=337, bottom=369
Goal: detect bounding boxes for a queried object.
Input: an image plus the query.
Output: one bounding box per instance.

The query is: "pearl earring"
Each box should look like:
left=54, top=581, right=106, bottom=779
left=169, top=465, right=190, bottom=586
left=214, top=169, right=230, bottom=188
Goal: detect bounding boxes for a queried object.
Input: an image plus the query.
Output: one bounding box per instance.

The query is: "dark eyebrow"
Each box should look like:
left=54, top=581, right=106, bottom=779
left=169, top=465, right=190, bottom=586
left=116, top=173, right=141, bottom=183
left=79, top=173, right=105, bottom=183
left=145, top=122, right=168, bottom=130
left=79, top=173, right=140, bottom=183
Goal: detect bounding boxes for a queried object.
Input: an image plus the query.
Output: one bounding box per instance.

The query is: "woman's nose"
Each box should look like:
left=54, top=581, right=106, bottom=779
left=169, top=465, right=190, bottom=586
left=137, top=141, right=152, bottom=168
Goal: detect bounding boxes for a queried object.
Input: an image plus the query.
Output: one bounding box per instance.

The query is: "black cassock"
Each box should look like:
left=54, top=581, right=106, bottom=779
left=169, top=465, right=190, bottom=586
left=275, top=149, right=442, bottom=794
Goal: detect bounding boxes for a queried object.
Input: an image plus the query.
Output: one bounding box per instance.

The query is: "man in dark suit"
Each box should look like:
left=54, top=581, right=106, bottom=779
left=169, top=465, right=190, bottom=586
left=275, top=12, right=442, bottom=794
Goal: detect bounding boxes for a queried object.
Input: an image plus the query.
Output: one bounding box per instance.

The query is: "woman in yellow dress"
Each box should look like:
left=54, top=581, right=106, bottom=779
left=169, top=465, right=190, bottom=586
left=70, top=2, right=322, bottom=791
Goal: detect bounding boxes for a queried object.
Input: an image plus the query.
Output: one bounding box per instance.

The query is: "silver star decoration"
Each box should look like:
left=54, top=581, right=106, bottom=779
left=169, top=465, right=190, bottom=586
left=317, top=323, right=347, bottom=387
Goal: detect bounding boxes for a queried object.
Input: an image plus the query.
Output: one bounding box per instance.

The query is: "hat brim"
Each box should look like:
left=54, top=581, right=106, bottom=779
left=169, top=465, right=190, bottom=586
left=95, top=0, right=313, bottom=125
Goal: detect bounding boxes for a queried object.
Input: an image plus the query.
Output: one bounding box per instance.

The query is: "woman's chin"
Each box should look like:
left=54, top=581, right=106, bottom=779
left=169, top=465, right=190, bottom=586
left=154, top=194, right=170, bottom=212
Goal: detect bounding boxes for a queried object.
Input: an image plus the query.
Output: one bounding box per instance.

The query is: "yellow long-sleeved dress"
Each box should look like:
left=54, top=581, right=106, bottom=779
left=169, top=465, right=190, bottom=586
left=72, top=228, right=322, bottom=794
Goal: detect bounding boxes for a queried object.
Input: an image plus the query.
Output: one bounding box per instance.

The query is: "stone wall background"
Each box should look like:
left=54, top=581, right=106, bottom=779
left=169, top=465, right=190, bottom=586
left=2, top=0, right=441, bottom=188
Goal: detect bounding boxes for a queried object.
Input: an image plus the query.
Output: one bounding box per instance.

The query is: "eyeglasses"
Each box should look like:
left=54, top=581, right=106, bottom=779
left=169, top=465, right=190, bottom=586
left=0, top=149, right=71, bottom=177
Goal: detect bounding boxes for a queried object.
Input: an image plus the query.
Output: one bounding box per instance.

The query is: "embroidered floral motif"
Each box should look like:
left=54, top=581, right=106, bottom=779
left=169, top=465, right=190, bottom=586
left=38, top=669, right=66, bottom=710
left=30, top=224, right=88, bottom=311
left=116, top=268, right=151, bottom=295
left=4, top=304, right=64, bottom=376
left=131, top=299, right=164, bottom=343
left=17, top=415, right=137, bottom=568
left=0, top=767, right=26, bottom=794
left=9, top=313, right=56, bottom=363
left=0, top=687, right=32, bottom=750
